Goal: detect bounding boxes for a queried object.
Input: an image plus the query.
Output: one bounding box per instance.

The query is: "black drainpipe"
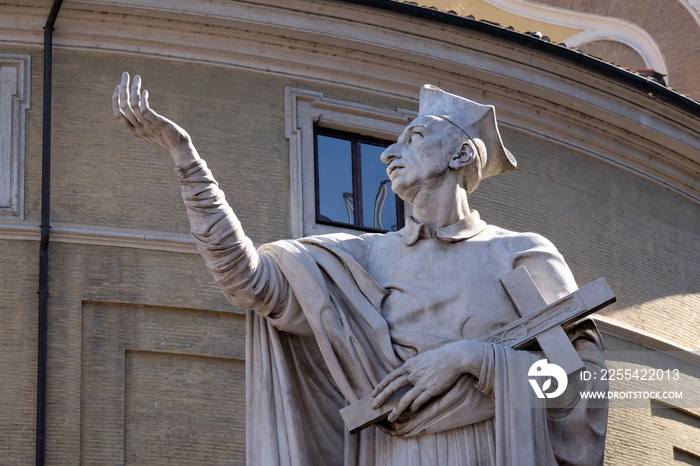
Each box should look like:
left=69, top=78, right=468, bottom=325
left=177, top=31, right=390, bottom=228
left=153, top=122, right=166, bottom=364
left=37, top=1, right=63, bottom=465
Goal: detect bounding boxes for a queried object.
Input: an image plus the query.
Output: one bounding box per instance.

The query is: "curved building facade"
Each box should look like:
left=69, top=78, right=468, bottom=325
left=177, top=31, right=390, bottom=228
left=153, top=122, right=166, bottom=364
left=0, top=0, right=698, bottom=463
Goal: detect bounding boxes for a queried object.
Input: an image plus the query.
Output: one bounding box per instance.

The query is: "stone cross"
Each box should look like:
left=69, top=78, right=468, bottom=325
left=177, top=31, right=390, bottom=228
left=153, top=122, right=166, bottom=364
left=500, top=266, right=584, bottom=375
left=340, top=268, right=616, bottom=434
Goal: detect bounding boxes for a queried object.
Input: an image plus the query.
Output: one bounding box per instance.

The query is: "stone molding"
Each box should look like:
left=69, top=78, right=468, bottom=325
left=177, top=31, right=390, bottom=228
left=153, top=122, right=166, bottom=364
left=485, top=0, right=668, bottom=76
left=3, top=219, right=697, bottom=369
left=284, top=87, right=415, bottom=238
left=0, top=54, right=30, bottom=219
left=0, top=0, right=698, bottom=204
left=80, top=301, right=246, bottom=463
left=594, top=315, right=700, bottom=367
left=686, top=0, right=700, bottom=25
left=659, top=0, right=700, bottom=31
left=0, top=220, right=198, bottom=253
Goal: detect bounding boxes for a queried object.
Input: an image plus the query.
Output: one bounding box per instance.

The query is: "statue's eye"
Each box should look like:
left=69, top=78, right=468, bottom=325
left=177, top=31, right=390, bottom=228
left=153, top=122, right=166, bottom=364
left=409, top=132, right=424, bottom=143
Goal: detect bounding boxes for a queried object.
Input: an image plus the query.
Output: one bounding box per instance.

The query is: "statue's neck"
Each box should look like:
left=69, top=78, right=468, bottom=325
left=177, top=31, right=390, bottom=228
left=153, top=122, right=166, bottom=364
left=410, top=183, right=471, bottom=233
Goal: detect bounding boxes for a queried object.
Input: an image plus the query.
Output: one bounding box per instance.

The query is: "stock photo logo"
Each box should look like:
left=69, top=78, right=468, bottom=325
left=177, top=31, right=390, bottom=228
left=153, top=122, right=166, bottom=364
left=528, top=359, right=568, bottom=399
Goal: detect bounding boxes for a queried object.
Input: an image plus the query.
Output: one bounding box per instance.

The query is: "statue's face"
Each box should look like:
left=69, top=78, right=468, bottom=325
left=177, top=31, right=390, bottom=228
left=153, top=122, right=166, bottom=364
left=380, top=115, right=463, bottom=202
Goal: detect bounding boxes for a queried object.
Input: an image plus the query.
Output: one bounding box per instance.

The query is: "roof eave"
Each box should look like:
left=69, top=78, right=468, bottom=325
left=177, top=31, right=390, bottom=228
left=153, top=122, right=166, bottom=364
left=337, top=0, right=700, bottom=117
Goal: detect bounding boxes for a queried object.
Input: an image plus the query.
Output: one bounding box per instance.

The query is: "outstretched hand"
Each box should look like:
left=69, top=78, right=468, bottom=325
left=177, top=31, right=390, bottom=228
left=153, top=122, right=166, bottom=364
left=371, top=340, right=484, bottom=422
left=112, top=72, right=199, bottom=166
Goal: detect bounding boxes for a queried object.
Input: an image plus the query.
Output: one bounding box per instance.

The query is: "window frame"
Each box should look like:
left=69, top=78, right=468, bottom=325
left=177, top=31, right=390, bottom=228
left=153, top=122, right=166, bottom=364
left=313, top=126, right=405, bottom=233
left=285, top=87, right=415, bottom=238
left=0, top=55, right=31, bottom=219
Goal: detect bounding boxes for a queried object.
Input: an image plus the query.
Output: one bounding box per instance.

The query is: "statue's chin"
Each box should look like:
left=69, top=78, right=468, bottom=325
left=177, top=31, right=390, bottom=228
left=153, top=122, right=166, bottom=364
left=390, top=184, right=414, bottom=205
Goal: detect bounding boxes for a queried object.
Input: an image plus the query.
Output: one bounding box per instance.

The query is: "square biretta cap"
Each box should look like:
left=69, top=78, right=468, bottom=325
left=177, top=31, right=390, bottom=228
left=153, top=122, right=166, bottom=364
left=418, top=85, right=517, bottom=192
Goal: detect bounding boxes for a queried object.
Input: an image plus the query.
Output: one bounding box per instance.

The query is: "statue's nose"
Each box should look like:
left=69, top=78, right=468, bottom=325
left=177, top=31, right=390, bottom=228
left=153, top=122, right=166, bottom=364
left=380, top=143, right=400, bottom=164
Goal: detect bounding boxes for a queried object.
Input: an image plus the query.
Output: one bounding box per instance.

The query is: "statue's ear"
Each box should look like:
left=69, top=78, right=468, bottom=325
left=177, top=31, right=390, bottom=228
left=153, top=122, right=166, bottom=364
left=450, top=140, right=477, bottom=169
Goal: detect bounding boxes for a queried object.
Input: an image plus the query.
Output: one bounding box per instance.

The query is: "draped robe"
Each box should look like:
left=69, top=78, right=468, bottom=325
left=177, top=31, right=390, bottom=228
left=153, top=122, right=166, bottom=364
left=176, top=159, right=608, bottom=466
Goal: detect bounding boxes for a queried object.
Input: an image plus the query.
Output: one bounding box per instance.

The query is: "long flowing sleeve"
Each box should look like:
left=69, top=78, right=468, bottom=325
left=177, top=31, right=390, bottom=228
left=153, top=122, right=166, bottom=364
left=175, top=158, right=290, bottom=316
left=511, top=233, right=608, bottom=465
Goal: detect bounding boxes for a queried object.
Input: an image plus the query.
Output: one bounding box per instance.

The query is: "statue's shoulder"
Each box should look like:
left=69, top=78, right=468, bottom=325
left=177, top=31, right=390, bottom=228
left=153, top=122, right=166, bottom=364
left=479, top=224, right=560, bottom=253
left=299, top=231, right=384, bottom=246
left=298, top=231, right=390, bottom=262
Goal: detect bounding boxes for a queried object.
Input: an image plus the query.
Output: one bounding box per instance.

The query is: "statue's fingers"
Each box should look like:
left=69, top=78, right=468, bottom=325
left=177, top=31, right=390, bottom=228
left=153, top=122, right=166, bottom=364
left=118, top=72, right=140, bottom=127
left=118, top=72, right=130, bottom=111
left=372, top=366, right=405, bottom=398
left=118, top=76, right=134, bottom=118
left=409, top=390, right=433, bottom=413
left=371, top=374, right=409, bottom=408
left=139, top=90, right=160, bottom=123
left=112, top=85, right=135, bottom=129
left=388, top=386, right=422, bottom=422
left=112, top=85, right=122, bottom=119
left=130, top=75, right=143, bottom=120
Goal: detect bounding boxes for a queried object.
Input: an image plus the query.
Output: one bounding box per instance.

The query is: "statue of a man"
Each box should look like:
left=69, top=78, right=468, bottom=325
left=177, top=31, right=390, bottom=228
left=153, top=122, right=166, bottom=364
left=113, top=73, right=608, bottom=465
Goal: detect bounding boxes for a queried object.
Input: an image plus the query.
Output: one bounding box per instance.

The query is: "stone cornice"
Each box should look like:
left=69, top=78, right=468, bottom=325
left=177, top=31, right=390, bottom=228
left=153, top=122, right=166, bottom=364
left=1, top=0, right=698, bottom=203
left=0, top=219, right=198, bottom=253
left=484, top=0, right=668, bottom=75
left=2, top=219, right=696, bottom=366
left=594, top=315, right=700, bottom=366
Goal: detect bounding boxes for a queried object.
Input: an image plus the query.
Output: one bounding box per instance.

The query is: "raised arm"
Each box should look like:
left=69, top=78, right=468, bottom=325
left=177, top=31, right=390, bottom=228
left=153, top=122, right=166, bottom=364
left=112, top=72, right=291, bottom=319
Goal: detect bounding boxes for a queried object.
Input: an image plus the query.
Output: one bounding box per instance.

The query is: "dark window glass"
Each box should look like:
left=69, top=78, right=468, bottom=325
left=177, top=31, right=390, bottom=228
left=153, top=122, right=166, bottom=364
left=315, top=127, right=404, bottom=232
left=317, top=135, right=354, bottom=224
left=360, top=143, right=399, bottom=231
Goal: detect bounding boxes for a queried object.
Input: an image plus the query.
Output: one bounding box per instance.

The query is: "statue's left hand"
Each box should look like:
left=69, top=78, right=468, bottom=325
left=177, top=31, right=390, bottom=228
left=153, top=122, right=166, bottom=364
left=371, top=340, right=485, bottom=422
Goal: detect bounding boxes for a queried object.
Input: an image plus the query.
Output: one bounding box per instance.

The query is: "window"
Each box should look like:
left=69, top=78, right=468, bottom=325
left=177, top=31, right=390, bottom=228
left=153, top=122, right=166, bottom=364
left=285, top=87, right=416, bottom=238
left=315, top=127, right=404, bottom=232
left=0, top=55, right=30, bottom=219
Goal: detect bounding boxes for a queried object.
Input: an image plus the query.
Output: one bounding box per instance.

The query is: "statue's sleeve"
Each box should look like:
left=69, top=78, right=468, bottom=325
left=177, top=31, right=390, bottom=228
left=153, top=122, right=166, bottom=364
left=510, top=233, right=608, bottom=465
left=175, top=159, right=306, bottom=330
left=548, top=319, right=608, bottom=466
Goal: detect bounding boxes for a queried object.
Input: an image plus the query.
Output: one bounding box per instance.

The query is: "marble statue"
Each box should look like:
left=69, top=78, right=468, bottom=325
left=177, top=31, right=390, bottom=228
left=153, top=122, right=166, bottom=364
left=113, top=73, right=609, bottom=465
